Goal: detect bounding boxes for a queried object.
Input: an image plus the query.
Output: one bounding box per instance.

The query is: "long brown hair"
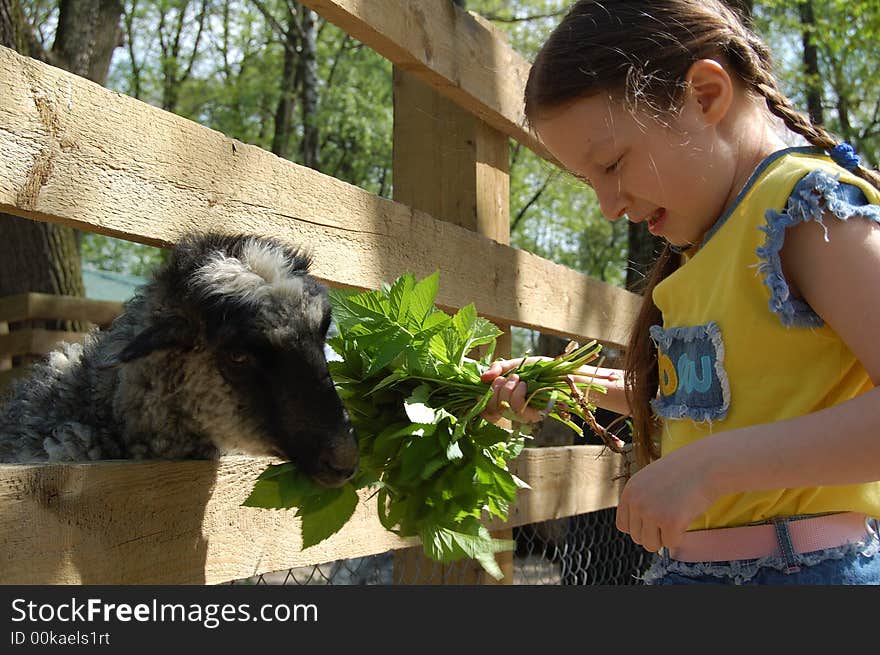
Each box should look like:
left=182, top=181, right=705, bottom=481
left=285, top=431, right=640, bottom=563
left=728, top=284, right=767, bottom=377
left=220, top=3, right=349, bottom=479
left=524, top=0, right=880, bottom=467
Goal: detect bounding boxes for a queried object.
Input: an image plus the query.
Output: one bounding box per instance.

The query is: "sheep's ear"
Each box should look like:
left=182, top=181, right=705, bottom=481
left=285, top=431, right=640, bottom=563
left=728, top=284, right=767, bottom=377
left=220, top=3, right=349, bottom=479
left=116, top=316, right=196, bottom=363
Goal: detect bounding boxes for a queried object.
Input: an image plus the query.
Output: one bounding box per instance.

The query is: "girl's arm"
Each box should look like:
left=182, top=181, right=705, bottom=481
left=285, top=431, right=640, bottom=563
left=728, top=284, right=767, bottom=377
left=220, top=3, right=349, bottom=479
left=709, top=211, right=880, bottom=492
left=568, top=365, right=630, bottom=416
left=616, top=211, right=880, bottom=552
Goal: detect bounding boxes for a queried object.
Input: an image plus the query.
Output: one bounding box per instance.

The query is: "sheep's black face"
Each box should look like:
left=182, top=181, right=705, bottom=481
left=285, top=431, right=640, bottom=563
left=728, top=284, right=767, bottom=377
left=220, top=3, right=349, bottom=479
left=183, top=235, right=359, bottom=487
left=212, top=328, right=359, bottom=488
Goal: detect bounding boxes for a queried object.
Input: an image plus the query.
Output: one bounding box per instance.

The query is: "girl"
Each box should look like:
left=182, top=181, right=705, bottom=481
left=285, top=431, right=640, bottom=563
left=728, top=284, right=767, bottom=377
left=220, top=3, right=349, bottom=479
left=482, top=0, right=880, bottom=584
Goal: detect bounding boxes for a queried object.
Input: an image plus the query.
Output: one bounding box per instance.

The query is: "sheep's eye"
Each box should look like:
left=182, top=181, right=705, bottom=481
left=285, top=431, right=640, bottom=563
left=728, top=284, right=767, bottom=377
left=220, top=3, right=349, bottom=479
left=224, top=350, right=251, bottom=366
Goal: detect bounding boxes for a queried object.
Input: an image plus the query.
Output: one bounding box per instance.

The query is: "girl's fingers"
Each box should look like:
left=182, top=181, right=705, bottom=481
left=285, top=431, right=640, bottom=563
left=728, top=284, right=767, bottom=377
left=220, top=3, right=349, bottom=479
left=616, top=500, right=630, bottom=536
left=640, top=525, right=663, bottom=553
left=508, top=376, right=542, bottom=422
left=480, top=358, right=527, bottom=382
left=480, top=376, right=508, bottom=421
left=481, top=374, right=541, bottom=424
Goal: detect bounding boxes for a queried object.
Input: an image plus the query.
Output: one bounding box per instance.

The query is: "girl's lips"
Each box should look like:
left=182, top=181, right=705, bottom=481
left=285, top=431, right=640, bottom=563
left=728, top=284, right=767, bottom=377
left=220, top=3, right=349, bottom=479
left=647, top=208, right=666, bottom=236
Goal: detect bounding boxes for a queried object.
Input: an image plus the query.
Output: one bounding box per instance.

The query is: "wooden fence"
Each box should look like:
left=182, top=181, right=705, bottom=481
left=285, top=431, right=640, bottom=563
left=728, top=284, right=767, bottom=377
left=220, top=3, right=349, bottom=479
left=0, top=0, right=640, bottom=585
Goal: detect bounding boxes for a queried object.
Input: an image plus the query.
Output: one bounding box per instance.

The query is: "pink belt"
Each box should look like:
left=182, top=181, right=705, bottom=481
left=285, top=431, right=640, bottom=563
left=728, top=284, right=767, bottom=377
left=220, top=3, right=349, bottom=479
left=668, top=512, right=874, bottom=563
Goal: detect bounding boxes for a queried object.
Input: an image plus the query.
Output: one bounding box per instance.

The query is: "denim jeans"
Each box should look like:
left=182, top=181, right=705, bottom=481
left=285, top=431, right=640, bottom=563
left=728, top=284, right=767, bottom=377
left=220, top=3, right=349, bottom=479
left=642, top=518, right=880, bottom=585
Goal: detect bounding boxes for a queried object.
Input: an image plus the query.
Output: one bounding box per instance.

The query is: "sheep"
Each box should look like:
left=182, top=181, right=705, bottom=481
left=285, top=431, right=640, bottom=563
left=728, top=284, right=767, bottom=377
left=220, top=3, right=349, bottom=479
left=0, top=231, right=359, bottom=488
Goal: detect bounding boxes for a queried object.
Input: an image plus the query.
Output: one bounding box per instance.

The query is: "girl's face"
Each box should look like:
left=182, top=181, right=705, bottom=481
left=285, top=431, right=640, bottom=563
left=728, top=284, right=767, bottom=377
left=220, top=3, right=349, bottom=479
left=532, top=93, right=739, bottom=248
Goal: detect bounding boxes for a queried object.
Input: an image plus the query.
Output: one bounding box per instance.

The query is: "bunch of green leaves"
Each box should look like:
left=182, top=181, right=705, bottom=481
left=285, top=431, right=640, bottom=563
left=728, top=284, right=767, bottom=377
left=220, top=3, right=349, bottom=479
left=244, top=271, right=607, bottom=580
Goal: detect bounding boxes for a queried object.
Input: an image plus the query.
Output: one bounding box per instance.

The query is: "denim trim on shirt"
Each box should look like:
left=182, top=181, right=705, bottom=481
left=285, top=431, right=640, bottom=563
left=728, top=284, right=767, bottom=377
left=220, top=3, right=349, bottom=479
left=639, top=532, right=880, bottom=585
left=756, top=169, right=880, bottom=327
left=649, top=321, right=730, bottom=423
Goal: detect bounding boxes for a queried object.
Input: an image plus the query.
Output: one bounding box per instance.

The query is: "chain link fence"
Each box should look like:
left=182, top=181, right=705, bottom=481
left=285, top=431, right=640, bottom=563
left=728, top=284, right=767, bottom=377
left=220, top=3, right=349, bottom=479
left=227, top=344, right=651, bottom=587
left=227, top=506, right=651, bottom=585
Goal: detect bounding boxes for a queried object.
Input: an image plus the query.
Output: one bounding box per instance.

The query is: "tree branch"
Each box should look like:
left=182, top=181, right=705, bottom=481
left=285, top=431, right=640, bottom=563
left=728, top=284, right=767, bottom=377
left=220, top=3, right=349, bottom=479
left=511, top=171, right=557, bottom=233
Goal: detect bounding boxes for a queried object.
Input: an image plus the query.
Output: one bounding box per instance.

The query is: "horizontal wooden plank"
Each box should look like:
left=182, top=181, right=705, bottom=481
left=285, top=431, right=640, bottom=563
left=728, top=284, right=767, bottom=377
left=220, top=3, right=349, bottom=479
left=0, top=45, right=639, bottom=347
left=300, top=0, right=552, bottom=161
left=0, top=328, right=90, bottom=359
left=0, top=293, right=122, bottom=325
left=0, top=445, right=627, bottom=584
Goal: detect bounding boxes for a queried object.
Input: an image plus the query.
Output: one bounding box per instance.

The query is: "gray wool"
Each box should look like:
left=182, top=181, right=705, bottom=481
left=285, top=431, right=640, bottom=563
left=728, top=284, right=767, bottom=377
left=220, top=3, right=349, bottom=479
left=0, top=299, right=219, bottom=462
left=0, top=232, right=349, bottom=467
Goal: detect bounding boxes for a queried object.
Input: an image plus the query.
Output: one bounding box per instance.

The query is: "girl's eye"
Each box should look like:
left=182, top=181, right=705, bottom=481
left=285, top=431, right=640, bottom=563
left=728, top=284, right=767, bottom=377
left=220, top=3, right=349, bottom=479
left=604, top=156, right=622, bottom=174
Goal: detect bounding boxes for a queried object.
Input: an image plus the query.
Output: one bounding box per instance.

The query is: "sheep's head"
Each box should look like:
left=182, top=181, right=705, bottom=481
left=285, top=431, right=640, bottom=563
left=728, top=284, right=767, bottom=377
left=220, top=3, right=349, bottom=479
left=111, top=232, right=358, bottom=487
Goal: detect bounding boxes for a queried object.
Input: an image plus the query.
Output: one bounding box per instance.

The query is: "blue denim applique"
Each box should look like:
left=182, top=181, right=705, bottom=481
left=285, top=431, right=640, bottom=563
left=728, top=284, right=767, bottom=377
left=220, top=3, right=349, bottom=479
left=757, top=170, right=880, bottom=327
left=649, top=321, right=730, bottom=422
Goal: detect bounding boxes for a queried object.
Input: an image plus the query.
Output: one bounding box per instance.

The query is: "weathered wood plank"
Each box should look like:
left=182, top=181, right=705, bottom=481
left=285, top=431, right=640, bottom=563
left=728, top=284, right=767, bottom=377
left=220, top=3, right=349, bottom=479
left=0, top=293, right=122, bottom=325
left=299, top=0, right=550, bottom=161
left=0, top=445, right=626, bottom=584
left=0, top=328, right=90, bottom=359
left=0, top=45, right=639, bottom=347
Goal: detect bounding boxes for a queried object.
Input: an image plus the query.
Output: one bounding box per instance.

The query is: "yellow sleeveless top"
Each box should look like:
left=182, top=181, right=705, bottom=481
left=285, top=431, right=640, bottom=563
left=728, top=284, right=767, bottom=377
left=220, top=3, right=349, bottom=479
left=651, top=147, right=880, bottom=530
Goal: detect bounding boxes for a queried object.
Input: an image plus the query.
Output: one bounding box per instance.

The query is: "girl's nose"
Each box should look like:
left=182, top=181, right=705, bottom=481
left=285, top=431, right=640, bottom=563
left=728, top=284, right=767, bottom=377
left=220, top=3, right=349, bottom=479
left=595, top=184, right=628, bottom=222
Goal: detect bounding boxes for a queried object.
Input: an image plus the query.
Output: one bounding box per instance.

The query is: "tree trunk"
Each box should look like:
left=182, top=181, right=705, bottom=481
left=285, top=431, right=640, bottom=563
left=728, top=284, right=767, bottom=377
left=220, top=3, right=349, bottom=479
left=0, top=0, right=46, bottom=59
left=799, top=0, right=824, bottom=126
left=0, top=222, right=85, bottom=297
left=0, top=0, right=122, bottom=307
left=271, top=6, right=299, bottom=159
left=54, top=0, right=123, bottom=81
left=298, top=5, right=320, bottom=169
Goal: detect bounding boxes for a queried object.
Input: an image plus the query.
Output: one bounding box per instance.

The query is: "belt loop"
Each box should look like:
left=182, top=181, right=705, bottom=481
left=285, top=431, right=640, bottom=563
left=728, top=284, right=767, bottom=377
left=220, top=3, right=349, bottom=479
left=772, top=517, right=802, bottom=574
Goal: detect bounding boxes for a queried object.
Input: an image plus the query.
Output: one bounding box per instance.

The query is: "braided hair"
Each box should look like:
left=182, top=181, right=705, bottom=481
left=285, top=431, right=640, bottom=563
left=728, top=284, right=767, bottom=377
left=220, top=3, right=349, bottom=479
left=524, top=0, right=879, bottom=466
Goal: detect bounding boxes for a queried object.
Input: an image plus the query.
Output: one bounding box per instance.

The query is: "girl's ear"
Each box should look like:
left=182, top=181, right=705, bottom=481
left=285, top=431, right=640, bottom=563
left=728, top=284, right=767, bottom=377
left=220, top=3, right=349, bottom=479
left=684, top=59, right=734, bottom=126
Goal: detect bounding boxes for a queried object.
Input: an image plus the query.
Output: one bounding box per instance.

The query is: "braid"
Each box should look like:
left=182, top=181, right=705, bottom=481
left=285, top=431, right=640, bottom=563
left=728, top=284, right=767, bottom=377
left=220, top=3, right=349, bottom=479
left=725, top=29, right=880, bottom=189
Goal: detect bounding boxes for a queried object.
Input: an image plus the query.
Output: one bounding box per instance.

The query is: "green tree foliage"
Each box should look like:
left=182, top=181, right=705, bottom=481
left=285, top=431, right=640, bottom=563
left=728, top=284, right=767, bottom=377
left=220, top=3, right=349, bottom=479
left=19, top=0, right=880, bottom=293
left=755, top=0, right=880, bottom=165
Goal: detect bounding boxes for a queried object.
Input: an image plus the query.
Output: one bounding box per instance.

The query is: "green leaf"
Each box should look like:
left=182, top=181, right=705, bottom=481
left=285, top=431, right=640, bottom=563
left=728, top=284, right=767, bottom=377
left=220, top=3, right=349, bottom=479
left=241, top=479, right=283, bottom=508
left=364, top=328, right=412, bottom=377
left=409, top=271, right=440, bottom=326
left=419, top=522, right=514, bottom=580
left=368, top=370, right=407, bottom=394
left=299, top=484, right=360, bottom=549
left=255, top=462, right=299, bottom=481
left=450, top=304, right=503, bottom=365
left=329, top=288, right=383, bottom=331
left=388, top=272, right=415, bottom=322
left=248, top=269, right=612, bottom=572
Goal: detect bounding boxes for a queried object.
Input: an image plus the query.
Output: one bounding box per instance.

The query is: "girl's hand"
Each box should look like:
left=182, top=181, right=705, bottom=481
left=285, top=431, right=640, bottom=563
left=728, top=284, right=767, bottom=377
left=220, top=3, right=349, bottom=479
left=480, top=357, right=624, bottom=424
left=615, top=442, right=717, bottom=553
left=480, top=357, right=548, bottom=424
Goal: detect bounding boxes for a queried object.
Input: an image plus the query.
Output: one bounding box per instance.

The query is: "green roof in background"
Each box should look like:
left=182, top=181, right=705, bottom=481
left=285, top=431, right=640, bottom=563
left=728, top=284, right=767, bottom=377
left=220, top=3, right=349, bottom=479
left=83, top=268, right=146, bottom=302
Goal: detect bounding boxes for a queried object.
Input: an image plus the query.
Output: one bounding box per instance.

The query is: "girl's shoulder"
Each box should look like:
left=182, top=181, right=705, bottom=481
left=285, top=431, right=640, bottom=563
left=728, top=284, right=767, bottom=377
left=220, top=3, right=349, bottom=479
left=759, top=147, right=880, bottom=209
left=756, top=148, right=880, bottom=327
left=765, top=148, right=880, bottom=242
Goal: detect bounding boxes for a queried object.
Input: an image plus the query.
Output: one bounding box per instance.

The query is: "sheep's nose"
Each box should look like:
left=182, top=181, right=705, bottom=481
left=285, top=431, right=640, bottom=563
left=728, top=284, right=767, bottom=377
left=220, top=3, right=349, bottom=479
left=315, top=433, right=359, bottom=487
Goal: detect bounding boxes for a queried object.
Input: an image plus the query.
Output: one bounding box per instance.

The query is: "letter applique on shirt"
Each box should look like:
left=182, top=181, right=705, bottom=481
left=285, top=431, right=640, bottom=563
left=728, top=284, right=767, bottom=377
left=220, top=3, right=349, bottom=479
left=649, top=321, right=730, bottom=422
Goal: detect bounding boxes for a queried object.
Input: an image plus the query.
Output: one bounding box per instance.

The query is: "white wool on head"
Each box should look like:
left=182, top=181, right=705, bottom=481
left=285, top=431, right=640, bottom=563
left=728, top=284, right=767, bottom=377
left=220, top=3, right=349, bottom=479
left=193, top=238, right=306, bottom=305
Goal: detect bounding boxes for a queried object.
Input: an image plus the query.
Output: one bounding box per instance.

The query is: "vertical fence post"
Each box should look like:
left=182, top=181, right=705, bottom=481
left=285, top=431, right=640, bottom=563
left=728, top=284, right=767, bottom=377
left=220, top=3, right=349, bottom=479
left=0, top=320, right=9, bottom=372
left=391, top=68, right=513, bottom=584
